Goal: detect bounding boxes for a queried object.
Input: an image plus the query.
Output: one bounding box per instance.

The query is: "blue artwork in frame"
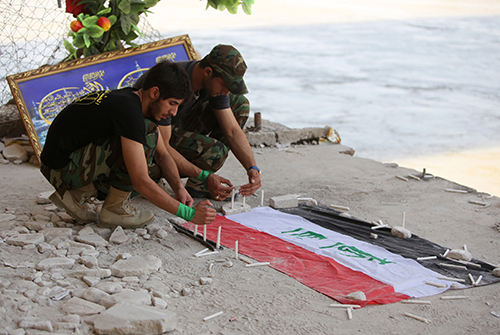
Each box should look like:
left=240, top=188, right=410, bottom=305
left=7, top=34, right=198, bottom=162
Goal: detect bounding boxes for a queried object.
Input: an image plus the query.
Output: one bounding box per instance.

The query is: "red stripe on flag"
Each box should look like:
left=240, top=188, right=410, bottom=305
left=184, top=215, right=410, bottom=306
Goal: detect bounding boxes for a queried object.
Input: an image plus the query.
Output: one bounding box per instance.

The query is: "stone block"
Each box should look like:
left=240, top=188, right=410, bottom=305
left=269, top=195, right=299, bottom=209
left=222, top=203, right=252, bottom=215
left=93, top=303, right=177, bottom=335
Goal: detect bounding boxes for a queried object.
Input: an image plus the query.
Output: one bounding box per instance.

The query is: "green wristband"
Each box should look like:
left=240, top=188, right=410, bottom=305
left=176, top=203, right=196, bottom=222
left=196, top=170, right=212, bottom=183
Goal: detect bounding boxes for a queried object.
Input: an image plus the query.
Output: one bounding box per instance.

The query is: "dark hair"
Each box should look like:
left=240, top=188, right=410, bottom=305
left=199, top=56, right=223, bottom=79
left=142, top=61, right=192, bottom=101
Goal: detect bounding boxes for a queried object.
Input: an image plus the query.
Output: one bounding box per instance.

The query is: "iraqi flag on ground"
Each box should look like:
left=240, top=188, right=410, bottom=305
left=177, top=205, right=499, bottom=307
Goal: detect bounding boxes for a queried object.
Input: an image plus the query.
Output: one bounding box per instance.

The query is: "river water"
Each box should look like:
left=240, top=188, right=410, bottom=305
left=183, top=16, right=500, bottom=163
left=169, top=16, right=500, bottom=196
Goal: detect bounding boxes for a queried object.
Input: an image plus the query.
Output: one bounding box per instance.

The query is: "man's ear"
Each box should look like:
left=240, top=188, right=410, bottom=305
left=149, top=86, right=160, bottom=100
left=203, top=66, right=213, bottom=78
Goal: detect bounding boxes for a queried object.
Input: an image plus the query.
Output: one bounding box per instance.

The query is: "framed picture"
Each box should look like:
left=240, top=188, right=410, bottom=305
left=7, top=34, right=198, bottom=163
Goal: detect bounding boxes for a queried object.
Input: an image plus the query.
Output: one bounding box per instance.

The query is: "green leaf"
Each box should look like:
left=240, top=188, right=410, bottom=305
left=143, top=0, right=158, bottom=8
left=64, top=40, right=76, bottom=54
left=122, top=30, right=138, bottom=42
left=82, top=16, right=98, bottom=27
left=83, top=47, right=93, bottom=57
left=89, top=45, right=101, bottom=55
left=96, top=7, right=112, bottom=15
left=226, top=4, right=238, bottom=14
left=108, top=15, right=117, bottom=26
left=73, top=33, right=85, bottom=48
left=130, top=13, right=140, bottom=24
left=205, top=0, right=217, bottom=10
left=242, top=0, right=254, bottom=14
left=83, top=34, right=92, bottom=48
left=83, top=34, right=91, bottom=48
left=131, top=22, right=144, bottom=38
left=130, top=3, right=147, bottom=14
left=242, top=2, right=252, bottom=15
left=120, top=14, right=132, bottom=34
left=76, top=13, right=85, bottom=22
left=118, top=0, right=131, bottom=14
left=86, top=25, right=105, bottom=38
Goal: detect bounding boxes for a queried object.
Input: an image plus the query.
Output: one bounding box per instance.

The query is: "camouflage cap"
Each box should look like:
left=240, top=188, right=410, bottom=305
left=206, top=44, right=248, bottom=95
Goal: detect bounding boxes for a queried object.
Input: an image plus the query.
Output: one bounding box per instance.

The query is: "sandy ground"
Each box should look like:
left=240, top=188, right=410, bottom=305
left=0, top=140, right=499, bottom=334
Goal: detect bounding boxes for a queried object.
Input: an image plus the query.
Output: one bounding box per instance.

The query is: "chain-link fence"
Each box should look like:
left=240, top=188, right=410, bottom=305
left=0, top=0, right=162, bottom=106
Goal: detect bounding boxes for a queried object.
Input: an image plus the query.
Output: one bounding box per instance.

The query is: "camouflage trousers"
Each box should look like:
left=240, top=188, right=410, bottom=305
left=170, top=93, right=249, bottom=175
left=41, top=119, right=159, bottom=200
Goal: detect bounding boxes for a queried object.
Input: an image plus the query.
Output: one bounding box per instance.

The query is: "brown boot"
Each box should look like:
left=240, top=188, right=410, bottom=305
left=98, top=186, right=154, bottom=229
left=49, top=184, right=98, bottom=224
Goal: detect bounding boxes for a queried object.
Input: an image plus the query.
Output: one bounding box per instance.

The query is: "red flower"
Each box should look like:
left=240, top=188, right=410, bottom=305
left=66, top=0, right=90, bottom=18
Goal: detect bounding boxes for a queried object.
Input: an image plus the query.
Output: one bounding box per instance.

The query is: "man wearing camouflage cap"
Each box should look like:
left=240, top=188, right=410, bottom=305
left=134, top=44, right=262, bottom=201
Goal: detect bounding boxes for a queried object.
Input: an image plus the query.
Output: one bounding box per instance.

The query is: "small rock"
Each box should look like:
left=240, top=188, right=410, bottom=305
left=81, top=287, right=110, bottom=304
left=36, top=257, right=75, bottom=271
left=75, top=233, right=108, bottom=247
left=25, top=220, right=52, bottom=231
left=77, top=226, right=94, bottom=235
left=70, top=268, right=112, bottom=279
left=29, top=155, right=39, bottom=165
left=135, top=228, right=147, bottom=236
left=109, top=226, right=128, bottom=244
left=391, top=226, right=411, bottom=239
left=83, top=276, right=101, bottom=287
left=3, top=143, right=28, bottom=162
left=199, top=277, right=213, bottom=285
left=57, top=212, right=74, bottom=223
left=36, top=191, right=54, bottom=205
left=152, top=297, right=168, bottom=309
left=6, top=233, right=44, bottom=246
left=492, top=268, right=500, bottom=277
left=110, top=255, right=162, bottom=278
left=99, top=288, right=151, bottom=308
left=345, top=291, right=366, bottom=301
left=95, top=282, right=123, bottom=294
left=79, top=255, right=98, bottom=268
left=62, top=297, right=106, bottom=316
left=93, top=302, right=177, bottom=335
left=181, top=287, right=191, bottom=296
left=155, top=229, right=168, bottom=239
left=36, top=242, right=54, bottom=254
left=447, top=249, right=472, bottom=262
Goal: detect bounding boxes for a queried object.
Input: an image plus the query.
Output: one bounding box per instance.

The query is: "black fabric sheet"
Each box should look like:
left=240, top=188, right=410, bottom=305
left=279, top=204, right=499, bottom=288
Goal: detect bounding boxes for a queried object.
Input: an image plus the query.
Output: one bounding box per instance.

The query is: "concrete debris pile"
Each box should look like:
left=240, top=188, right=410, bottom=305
left=0, top=192, right=231, bottom=334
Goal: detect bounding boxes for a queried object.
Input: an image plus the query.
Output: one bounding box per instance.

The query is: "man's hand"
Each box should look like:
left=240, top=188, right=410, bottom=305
left=175, top=187, right=194, bottom=207
left=192, top=200, right=216, bottom=225
left=206, top=174, right=234, bottom=201
left=239, top=169, right=262, bottom=197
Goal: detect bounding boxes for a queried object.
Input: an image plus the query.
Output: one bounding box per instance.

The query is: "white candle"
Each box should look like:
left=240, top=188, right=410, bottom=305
left=216, top=226, right=221, bottom=249
left=234, top=240, right=239, bottom=260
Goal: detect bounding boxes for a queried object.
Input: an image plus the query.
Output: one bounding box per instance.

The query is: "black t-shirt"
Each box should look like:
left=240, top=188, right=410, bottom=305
left=133, top=60, right=230, bottom=127
left=41, top=88, right=146, bottom=169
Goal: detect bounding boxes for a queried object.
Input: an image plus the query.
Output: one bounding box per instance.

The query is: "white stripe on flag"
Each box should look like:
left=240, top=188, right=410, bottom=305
left=227, top=207, right=463, bottom=298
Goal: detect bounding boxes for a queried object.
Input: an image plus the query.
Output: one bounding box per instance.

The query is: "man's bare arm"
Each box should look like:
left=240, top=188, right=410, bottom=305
left=213, top=108, right=262, bottom=196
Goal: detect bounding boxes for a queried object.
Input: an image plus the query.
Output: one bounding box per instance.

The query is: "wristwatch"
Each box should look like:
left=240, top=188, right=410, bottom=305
left=247, top=166, right=261, bottom=174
